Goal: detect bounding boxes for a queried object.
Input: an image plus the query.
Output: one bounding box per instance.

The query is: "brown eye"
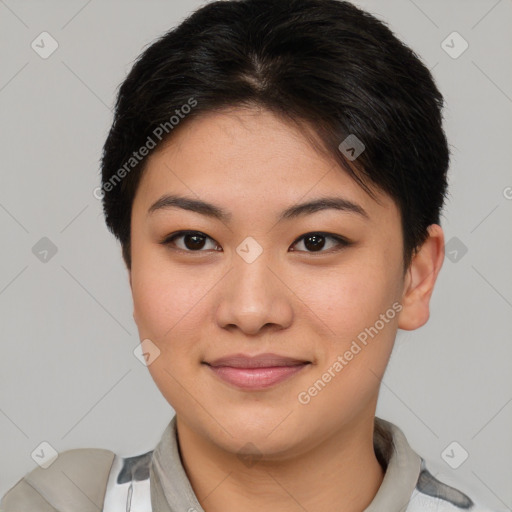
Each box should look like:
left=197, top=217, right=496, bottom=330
left=290, top=232, right=351, bottom=253
left=160, top=231, right=220, bottom=252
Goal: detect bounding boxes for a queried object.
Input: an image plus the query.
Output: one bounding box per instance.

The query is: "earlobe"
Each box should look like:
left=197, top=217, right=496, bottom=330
left=397, top=224, right=445, bottom=331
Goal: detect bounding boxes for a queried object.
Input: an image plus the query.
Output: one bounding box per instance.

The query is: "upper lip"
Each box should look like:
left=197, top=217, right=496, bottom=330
left=205, top=353, right=310, bottom=368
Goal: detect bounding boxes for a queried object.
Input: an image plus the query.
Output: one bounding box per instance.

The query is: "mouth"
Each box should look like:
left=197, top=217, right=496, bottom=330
left=203, top=353, right=311, bottom=390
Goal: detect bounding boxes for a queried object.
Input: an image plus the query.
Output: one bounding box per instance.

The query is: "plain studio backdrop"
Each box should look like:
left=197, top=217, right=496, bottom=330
left=0, top=0, right=511, bottom=508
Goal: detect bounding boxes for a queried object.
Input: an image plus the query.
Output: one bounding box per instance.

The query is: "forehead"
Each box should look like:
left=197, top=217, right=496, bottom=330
left=134, top=107, right=398, bottom=223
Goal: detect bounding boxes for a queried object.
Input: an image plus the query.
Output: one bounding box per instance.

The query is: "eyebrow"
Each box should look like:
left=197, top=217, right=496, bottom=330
left=147, top=193, right=369, bottom=222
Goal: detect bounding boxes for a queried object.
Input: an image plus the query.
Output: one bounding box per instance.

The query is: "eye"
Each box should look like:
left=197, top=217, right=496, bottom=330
left=160, top=231, right=221, bottom=252
left=290, top=232, right=351, bottom=253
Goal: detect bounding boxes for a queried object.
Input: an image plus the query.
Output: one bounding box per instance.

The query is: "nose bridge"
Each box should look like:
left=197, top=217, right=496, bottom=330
left=215, top=239, right=293, bottom=334
left=235, top=247, right=273, bottom=298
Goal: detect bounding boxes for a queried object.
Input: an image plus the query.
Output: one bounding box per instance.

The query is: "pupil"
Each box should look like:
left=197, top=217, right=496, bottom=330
left=304, top=234, right=325, bottom=251
left=185, top=234, right=205, bottom=250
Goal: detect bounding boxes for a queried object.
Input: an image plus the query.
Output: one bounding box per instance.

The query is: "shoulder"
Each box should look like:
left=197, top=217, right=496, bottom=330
left=377, top=418, right=498, bottom=512
left=407, top=461, right=498, bottom=512
left=1, top=448, right=115, bottom=512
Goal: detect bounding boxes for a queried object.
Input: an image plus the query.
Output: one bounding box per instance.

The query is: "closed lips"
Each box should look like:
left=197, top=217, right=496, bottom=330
left=203, top=353, right=312, bottom=390
left=205, top=353, right=311, bottom=368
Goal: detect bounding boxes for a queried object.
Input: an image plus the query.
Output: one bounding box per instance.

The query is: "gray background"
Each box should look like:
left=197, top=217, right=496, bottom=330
left=0, top=0, right=511, bottom=508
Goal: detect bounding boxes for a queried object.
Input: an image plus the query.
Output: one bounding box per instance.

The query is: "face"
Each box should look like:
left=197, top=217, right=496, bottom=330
left=129, top=107, right=410, bottom=458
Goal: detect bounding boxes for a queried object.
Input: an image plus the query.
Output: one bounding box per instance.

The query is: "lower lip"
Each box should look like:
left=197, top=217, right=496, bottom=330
left=205, top=364, right=309, bottom=390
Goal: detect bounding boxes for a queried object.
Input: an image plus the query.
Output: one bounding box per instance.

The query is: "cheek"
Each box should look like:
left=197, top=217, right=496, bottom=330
left=131, top=258, right=205, bottom=403
left=130, top=249, right=217, bottom=344
left=132, top=269, right=190, bottom=341
left=131, top=259, right=169, bottom=337
left=298, top=258, right=397, bottom=340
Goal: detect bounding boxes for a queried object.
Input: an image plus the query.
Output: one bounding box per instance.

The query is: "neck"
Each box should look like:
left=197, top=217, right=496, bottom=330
left=175, top=412, right=385, bottom=512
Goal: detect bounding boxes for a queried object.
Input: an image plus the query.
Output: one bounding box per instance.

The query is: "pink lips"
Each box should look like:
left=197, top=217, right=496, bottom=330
left=204, top=353, right=310, bottom=390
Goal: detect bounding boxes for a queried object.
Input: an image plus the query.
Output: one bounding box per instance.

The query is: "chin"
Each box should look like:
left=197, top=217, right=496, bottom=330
left=202, top=409, right=307, bottom=456
left=224, top=429, right=303, bottom=461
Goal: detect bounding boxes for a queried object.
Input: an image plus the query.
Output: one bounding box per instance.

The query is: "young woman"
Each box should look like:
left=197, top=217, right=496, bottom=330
left=1, top=0, right=497, bottom=510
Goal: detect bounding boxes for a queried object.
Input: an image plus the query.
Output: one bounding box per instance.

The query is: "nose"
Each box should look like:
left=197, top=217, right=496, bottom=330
left=214, top=251, right=294, bottom=336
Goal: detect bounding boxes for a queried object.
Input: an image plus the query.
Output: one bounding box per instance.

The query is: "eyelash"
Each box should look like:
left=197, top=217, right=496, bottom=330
left=159, top=230, right=352, bottom=254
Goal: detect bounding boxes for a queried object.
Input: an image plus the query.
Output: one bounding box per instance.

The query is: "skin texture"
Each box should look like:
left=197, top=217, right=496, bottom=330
left=128, top=106, right=445, bottom=512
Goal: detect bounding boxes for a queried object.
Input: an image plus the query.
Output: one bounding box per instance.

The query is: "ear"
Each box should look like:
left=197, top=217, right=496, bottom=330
left=127, top=267, right=136, bottom=322
left=398, top=224, right=445, bottom=331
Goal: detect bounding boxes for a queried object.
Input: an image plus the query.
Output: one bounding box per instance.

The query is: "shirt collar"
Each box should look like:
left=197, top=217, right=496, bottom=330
left=150, top=415, right=421, bottom=512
